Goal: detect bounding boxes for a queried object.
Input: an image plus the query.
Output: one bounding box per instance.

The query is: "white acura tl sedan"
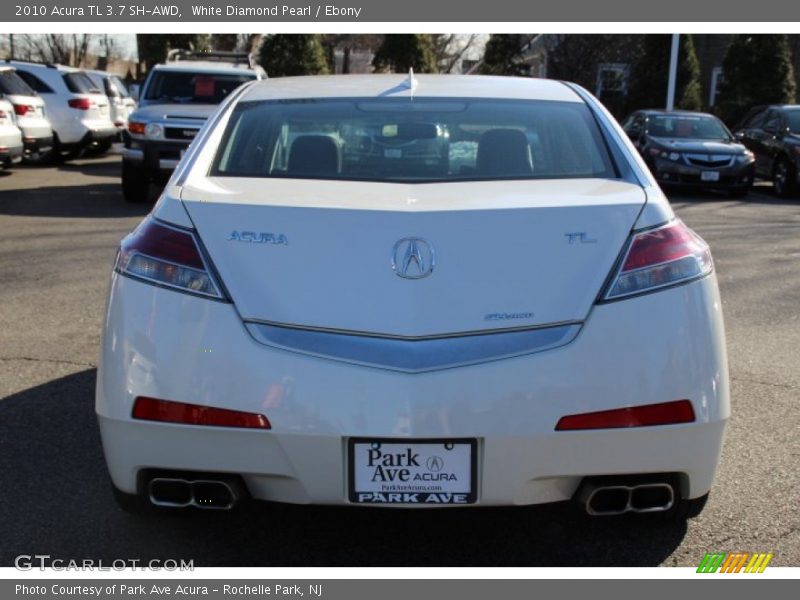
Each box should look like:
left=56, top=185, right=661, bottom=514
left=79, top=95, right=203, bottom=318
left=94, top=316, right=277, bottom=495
left=97, top=74, right=729, bottom=520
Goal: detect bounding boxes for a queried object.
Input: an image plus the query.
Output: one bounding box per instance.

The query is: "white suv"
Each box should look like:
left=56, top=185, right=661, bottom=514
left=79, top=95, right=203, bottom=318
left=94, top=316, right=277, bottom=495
left=8, top=60, right=117, bottom=160
left=121, top=50, right=265, bottom=202
left=86, top=70, right=137, bottom=136
left=0, top=65, right=53, bottom=161
left=0, top=97, right=23, bottom=168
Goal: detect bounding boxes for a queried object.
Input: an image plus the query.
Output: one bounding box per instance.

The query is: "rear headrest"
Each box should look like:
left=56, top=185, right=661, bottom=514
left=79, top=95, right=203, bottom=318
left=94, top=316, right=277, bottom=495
left=476, top=129, right=532, bottom=176
left=287, top=135, right=341, bottom=176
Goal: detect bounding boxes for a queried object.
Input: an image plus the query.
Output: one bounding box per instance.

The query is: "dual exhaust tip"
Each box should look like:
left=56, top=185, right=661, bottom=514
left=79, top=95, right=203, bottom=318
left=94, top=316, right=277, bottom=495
left=148, top=476, right=243, bottom=510
left=578, top=477, right=676, bottom=516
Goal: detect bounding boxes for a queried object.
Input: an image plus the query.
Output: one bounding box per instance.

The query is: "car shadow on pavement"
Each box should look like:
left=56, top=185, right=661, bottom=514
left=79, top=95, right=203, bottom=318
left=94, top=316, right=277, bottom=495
left=0, top=369, right=688, bottom=568
left=0, top=182, right=150, bottom=219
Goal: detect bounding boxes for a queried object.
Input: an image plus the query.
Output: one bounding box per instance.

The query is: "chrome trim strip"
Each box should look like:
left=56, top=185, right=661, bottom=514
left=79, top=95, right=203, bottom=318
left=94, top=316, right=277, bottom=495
left=245, top=321, right=582, bottom=373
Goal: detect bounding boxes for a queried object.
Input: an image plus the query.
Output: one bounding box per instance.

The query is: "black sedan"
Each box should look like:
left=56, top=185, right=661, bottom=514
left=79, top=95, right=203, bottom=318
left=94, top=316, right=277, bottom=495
left=622, top=110, right=755, bottom=196
left=733, top=105, right=800, bottom=197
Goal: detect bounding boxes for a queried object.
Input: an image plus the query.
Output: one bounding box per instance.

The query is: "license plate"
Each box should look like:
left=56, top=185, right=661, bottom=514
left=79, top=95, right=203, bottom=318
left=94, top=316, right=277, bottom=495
left=348, top=438, right=477, bottom=505
left=701, top=171, right=720, bottom=182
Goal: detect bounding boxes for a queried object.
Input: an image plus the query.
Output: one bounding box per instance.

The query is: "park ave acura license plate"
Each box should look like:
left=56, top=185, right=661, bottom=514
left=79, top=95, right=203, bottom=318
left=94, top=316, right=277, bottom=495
left=348, top=438, right=477, bottom=505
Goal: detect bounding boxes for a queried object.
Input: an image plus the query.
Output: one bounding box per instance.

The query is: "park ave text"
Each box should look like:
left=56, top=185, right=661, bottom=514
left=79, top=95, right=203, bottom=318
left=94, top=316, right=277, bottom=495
left=16, top=4, right=363, bottom=18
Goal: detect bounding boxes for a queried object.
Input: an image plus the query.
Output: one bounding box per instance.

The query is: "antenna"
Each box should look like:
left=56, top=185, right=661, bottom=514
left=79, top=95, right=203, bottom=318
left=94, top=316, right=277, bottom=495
left=406, top=68, right=418, bottom=97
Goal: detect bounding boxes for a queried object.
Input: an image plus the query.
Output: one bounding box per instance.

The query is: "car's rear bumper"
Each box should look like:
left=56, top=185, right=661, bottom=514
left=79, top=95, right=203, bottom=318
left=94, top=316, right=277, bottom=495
left=96, top=273, right=730, bottom=506
left=0, top=132, right=23, bottom=165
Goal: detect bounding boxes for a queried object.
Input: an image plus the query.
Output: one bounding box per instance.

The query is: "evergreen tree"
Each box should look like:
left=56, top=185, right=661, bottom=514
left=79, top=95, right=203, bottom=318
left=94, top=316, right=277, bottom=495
left=627, top=34, right=702, bottom=112
left=479, top=34, right=529, bottom=76
left=371, top=35, right=438, bottom=73
left=258, top=35, right=330, bottom=77
left=716, top=35, right=797, bottom=125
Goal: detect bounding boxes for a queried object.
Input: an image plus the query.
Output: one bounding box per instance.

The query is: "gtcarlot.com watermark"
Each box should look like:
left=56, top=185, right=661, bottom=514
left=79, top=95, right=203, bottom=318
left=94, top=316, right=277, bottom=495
left=15, top=555, right=194, bottom=571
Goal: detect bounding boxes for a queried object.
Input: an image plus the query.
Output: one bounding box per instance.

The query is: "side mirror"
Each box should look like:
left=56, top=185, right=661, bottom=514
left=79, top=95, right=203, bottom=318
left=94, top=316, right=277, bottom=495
left=129, top=84, right=140, bottom=102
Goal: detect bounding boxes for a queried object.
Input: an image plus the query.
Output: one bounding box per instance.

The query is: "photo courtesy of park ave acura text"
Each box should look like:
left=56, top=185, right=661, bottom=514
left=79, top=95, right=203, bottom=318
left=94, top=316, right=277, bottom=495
left=0, top=30, right=798, bottom=569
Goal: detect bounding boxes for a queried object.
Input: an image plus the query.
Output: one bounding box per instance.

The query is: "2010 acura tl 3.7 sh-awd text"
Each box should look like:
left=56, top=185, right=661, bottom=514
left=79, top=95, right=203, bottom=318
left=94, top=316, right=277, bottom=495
left=96, top=74, right=729, bottom=521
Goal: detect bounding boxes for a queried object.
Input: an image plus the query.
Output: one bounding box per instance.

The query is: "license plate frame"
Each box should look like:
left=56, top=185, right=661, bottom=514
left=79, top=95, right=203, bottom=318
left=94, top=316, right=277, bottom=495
left=701, top=170, right=720, bottom=182
left=348, top=438, right=478, bottom=505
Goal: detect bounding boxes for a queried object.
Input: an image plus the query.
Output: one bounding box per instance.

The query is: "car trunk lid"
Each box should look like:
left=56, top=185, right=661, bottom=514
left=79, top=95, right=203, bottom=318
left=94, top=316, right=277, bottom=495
left=181, top=177, right=645, bottom=337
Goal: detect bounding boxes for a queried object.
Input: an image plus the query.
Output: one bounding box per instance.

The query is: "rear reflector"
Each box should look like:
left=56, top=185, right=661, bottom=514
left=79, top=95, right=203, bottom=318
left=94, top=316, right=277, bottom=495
left=132, top=397, right=271, bottom=429
left=555, top=400, right=695, bottom=431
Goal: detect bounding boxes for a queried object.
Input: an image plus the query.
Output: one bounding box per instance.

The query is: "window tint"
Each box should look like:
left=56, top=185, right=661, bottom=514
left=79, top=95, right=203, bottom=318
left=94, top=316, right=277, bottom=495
left=0, top=70, right=36, bottom=95
left=16, top=70, right=53, bottom=94
left=786, top=109, right=800, bottom=133
left=742, top=108, right=768, bottom=129
left=144, top=71, right=255, bottom=104
left=647, top=114, right=731, bottom=140
left=63, top=72, right=101, bottom=94
left=214, top=97, right=617, bottom=183
left=762, top=110, right=785, bottom=134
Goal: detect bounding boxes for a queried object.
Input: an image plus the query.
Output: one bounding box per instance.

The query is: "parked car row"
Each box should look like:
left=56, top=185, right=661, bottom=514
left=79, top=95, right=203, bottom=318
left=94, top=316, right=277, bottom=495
left=0, top=59, right=137, bottom=170
left=621, top=105, right=800, bottom=197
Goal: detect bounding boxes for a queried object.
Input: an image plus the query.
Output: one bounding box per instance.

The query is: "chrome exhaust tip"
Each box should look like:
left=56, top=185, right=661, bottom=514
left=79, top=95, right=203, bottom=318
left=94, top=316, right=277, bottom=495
left=191, top=480, right=239, bottom=510
left=577, top=477, right=676, bottom=516
left=630, top=483, right=674, bottom=513
left=146, top=476, right=243, bottom=510
left=581, top=485, right=631, bottom=516
left=148, top=478, right=192, bottom=508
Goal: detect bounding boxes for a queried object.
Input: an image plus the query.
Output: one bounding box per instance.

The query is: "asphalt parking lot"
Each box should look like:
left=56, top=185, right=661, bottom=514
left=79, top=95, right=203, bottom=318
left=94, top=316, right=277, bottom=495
left=0, top=153, right=798, bottom=567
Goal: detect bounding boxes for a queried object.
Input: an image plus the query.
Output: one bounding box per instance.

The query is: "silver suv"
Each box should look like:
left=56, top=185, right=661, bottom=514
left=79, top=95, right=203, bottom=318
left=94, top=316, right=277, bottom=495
left=121, top=50, right=265, bottom=203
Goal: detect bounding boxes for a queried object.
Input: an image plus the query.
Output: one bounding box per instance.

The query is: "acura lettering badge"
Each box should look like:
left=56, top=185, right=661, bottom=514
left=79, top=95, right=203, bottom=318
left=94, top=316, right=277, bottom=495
left=391, top=237, right=435, bottom=279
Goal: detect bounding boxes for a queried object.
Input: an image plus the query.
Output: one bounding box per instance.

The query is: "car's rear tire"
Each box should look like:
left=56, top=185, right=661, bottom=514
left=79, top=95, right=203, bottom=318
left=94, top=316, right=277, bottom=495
left=773, top=157, right=797, bottom=198
left=122, top=161, right=151, bottom=203
left=87, top=140, right=113, bottom=156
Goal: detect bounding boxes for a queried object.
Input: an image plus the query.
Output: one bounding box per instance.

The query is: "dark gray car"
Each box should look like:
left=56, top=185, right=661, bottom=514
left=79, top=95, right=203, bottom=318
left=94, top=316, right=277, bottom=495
left=622, top=110, right=755, bottom=196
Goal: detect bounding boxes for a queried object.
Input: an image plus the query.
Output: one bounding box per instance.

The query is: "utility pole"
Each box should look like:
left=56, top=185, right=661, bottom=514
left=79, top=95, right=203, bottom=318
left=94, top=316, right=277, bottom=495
left=666, top=33, right=680, bottom=110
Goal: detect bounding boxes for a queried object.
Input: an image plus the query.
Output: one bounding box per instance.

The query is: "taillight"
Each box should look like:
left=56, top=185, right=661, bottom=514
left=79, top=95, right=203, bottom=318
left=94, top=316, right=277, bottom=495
left=132, top=397, right=271, bottom=429
left=128, top=121, right=146, bottom=135
left=115, top=217, right=224, bottom=299
left=555, top=400, right=695, bottom=431
left=13, top=104, right=33, bottom=116
left=603, top=220, right=712, bottom=300
left=68, top=97, right=92, bottom=110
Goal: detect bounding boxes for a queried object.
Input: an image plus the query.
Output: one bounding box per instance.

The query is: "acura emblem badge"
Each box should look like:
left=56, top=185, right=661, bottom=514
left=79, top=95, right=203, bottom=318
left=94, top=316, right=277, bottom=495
left=391, top=237, right=435, bottom=279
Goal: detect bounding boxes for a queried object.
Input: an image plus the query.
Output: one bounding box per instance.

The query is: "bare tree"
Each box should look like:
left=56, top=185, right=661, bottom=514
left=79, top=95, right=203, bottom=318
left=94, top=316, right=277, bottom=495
left=17, top=34, right=93, bottom=66
left=433, top=34, right=480, bottom=74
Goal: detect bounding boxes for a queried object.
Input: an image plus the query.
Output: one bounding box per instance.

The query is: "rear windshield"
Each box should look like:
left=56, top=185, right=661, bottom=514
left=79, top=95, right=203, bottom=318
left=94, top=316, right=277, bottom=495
left=786, top=109, right=800, bottom=133
left=213, top=97, right=616, bottom=183
left=144, top=70, right=255, bottom=104
left=648, top=114, right=731, bottom=140
left=0, top=70, right=36, bottom=96
left=63, top=72, right=102, bottom=94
